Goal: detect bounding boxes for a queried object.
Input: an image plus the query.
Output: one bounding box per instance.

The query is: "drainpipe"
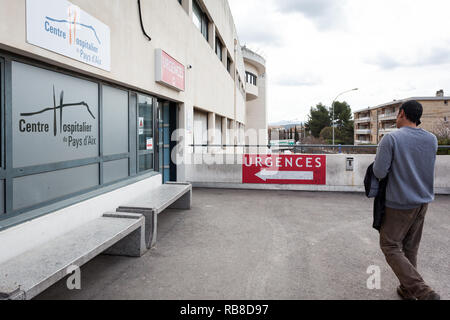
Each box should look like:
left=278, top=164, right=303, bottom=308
left=138, top=0, right=152, bottom=41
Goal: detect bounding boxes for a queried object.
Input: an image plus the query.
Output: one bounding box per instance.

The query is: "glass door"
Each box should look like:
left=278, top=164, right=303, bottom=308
left=157, top=100, right=171, bottom=183
left=137, top=95, right=154, bottom=172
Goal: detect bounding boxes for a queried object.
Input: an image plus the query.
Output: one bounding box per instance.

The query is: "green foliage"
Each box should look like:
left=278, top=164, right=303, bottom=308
left=320, top=126, right=354, bottom=145
left=305, top=103, right=331, bottom=138
left=306, top=101, right=354, bottom=144
left=437, top=138, right=450, bottom=155
left=332, top=101, right=353, bottom=127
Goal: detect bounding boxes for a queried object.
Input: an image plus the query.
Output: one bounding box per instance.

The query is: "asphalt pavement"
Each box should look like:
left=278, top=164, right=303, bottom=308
left=36, top=188, right=450, bottom=300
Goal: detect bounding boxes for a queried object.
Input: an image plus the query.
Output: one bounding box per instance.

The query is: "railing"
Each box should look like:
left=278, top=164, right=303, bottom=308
left=355, top=117, right=371, bottom=123
left=189, top=144, right=450, bottom=155
left=379, top=113, right=397, bottom=121
left=355, top=129, right=371, bottom=134
left=379, top=127, right=397, bottom=134
left=355, top=140, right=372, bottom=144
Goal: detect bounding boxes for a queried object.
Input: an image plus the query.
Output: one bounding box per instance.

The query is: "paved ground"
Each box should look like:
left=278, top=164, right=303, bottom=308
left=37, top=189, right=450, bottom=300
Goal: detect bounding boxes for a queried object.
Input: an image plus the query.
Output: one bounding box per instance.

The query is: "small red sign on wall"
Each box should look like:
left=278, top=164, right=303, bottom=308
left=155, top=49, right=185, bottom=92
left=243, top=154, right=326, bottom=185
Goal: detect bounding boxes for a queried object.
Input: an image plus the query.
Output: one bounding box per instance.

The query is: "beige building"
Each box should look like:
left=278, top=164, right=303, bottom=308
left=0, top=0, right=267, bottom=230
left=354, top=92, right=450, bottom=145
left=242, top=46, right=268, bottom=146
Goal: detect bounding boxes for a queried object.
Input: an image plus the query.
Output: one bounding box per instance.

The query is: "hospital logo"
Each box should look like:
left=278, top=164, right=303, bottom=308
left=18, top=86, right=97, bottom=149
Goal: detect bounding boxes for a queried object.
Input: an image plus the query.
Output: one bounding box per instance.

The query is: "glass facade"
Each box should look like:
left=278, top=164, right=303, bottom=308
left=12, top=62, right=99, bottom=168
left=0, top=54, right=162, bottom=222
left=138, top=95, right=154, bottom=172
left=103, top=85, right=129, bottom=156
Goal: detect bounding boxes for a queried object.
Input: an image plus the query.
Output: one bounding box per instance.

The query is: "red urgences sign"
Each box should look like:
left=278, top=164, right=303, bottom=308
left=243, top=154, right=326, bottom=185
left=155, top=49, right=185, bottom=91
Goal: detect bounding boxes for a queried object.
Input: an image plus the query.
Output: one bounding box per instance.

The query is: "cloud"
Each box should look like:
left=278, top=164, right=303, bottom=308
left=367, top=45, right=450, bottom=70
left=229, top=0, right=284, bottom=47
left=229, top=0, right=450, bottom=122
left=425, top=46, right=450, bottom=65
left=273, top=74, right=322, bottom=87
left=238, top=27, right=282, bottom=47
left=275, top=0, right=347, bottom=29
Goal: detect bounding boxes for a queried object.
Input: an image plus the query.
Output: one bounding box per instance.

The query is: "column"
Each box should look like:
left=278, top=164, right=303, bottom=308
left=208, top=112, right=216, bottom=153
left=222, top=117, right=228, bottom=151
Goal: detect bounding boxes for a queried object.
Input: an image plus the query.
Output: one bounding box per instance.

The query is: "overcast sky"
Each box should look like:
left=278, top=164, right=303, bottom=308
left=228, top=0, right=450, bottom=123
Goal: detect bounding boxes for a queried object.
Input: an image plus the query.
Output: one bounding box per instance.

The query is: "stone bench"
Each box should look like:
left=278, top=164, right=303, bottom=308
left=117, top=182, right=192, bottom=248
left=0, top=212, right=146, bottom=300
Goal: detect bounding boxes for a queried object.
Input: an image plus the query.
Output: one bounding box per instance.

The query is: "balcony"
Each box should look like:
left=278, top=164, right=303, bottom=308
left=354, top=139, right=372, bottom=145
left=246, top=83, right=258, bottom=101
left=355, top=129, right=371, bottom=135
left=355, top=117, right=370, bottom=123
left=379, top=127, right=398, bottom=134
left=379, top=113, right=397, bottom=121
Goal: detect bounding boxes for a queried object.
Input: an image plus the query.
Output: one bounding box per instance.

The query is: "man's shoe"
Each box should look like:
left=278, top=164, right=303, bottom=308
left=418, top=291, right=441, bottom=300
left=397, top=286, right=416, bottom=300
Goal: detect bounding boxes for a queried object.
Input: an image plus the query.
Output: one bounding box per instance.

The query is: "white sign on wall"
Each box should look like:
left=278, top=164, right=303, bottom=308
left=26, top=0, right=111, bottom=71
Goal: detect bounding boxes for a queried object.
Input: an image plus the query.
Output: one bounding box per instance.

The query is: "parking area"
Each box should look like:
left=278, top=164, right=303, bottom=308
left=37, top=189, right=450, bottom=300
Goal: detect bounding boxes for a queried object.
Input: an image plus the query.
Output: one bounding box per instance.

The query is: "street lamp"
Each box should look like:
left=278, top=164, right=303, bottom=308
left=332, top=88, right=359, bottom=146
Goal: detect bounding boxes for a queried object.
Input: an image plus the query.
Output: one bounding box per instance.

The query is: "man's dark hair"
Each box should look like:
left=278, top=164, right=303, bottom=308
left=399, top=100, right=423, bottom=126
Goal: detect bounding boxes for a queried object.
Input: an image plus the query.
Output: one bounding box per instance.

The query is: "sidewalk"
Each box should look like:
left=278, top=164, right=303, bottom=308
left=37, top=189, right=450, bottom=300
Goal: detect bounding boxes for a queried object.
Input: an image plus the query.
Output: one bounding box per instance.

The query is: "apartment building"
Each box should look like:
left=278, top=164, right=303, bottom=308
left=354, top=91, right=450, bottom=145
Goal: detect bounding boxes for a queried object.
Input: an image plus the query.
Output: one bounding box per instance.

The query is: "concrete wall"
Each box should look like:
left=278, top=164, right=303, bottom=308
left=185, top=154, right=450, bottom=194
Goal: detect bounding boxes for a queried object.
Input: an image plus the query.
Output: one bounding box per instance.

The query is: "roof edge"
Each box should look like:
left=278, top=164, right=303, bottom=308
left=354, top=96, right=450, bottom=113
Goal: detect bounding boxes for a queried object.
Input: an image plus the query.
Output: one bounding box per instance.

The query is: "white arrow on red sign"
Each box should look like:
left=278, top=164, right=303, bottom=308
left=255, top=169, right=314, bottom=182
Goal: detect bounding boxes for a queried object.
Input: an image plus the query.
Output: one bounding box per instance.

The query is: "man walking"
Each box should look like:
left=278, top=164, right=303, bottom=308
left=373, top=100, right=440, bottom=300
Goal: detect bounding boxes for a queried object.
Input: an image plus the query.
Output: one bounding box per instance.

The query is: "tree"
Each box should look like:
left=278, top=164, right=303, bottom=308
left=332, top=101, right=354, bottom=144
left=332, top=101, right=352, bottom=128
left=294, top=126, right=300, bottom=142
left=306, top=101, right=354, bottom=144
left=320, top=126, right=354, bottom=145
left=305, top=103, right=331, bottom=138
left=319, top=127, right=334, bottom=142
left=431, top=119, right=450, bottom=155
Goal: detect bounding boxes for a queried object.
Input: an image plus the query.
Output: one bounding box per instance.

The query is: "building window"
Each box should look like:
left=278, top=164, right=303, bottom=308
left=215, top=37, right=223, bottom=61
left=227, top=57, right=232, bottom=73
left=0, top=55, right=164, bottom=222
left=246, top=71, right=257, bottom=86
left=12, top=62, right=100, bottom=168
left=193, top=0, right=209, bottom=42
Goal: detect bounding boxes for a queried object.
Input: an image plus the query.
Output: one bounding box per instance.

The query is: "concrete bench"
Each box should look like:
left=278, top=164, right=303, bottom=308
left=117, top=182, right=192, bottom=248
left=0, top=213, right=146, bottom=300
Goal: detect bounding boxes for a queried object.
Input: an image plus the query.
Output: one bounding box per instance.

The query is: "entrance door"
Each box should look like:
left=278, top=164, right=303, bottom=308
left=157, top=100, right=177, bottom=183
left=137, top=95, right=154, bottom=173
